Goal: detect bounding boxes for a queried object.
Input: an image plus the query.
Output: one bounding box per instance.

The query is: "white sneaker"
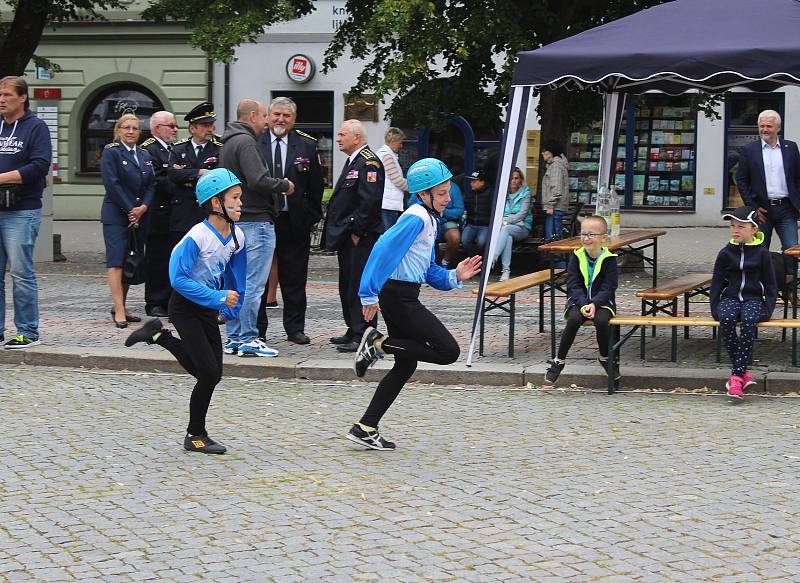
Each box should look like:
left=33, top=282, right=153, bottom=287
left=238, top=338, right=279, bottom=357
left=223, top=340, right=241, bottom=355
left=499, top=270, right=510, bottom=282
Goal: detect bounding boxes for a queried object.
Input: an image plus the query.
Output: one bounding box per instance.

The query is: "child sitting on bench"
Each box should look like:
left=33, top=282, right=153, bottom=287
left=710, top=206, right=777, bottom=401
left=545, top=215, right=619, bottom=384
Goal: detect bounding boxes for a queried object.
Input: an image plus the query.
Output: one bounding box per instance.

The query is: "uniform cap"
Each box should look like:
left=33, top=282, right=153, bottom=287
left=185, top=102, right=216, bottom=125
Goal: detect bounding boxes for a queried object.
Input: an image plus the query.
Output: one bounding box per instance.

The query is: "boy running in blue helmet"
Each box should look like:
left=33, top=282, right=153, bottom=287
left=125, top=168, right=247, bottom=454
left=347, top=158, right=482, bottom=450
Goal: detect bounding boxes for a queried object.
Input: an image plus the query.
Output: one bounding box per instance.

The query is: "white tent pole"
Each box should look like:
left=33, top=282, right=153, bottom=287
left=465, top=85, right=531, bottom=366
left=597, top=92, right=627, bottom=191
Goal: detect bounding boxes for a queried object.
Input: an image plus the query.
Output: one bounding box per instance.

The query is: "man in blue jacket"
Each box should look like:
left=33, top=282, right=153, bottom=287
left=0, top=76, right=52, bottom=349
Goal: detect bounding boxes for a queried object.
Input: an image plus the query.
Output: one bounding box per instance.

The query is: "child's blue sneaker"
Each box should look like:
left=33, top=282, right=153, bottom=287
left=223, top=340, right=241, bottom=355
left=238, top=339, right=279, bottom=357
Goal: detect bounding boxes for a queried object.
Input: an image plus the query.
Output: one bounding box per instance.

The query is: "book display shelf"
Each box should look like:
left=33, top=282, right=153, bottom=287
left=567, top=97, right=698, bottom=211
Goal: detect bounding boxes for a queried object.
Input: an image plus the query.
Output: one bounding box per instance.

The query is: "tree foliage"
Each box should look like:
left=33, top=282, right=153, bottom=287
left=142, top=0, right=313, bottom=64
left=0, top=0, right=313, bottom=78
left=323, top=0, right=670, bottom=141
left=1, top=0, right=124, bottom=77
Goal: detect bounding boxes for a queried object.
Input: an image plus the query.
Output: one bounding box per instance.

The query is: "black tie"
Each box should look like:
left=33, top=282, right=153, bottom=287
left=195, top=144, right=203, bottom=158
left=273, top=138, right=283, bottom=179
left=274, top=138, right=288, bottom=211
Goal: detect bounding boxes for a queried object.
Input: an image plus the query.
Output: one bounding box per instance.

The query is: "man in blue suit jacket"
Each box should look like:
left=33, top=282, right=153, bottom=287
left=735, top=109, right=800, bottom=255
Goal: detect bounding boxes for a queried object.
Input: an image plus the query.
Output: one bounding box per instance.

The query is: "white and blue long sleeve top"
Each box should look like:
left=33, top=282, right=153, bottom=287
left=359, top=203, right=461, bottom=305
left=169, top=219, right=247, bottom=320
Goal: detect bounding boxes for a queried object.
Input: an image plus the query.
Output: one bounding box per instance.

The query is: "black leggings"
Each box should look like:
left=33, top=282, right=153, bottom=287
left=557, top=305, right=612, bottom=360
left=360, top=280, right=460, bottom=428
left=157, top=293, right=223, bottom=436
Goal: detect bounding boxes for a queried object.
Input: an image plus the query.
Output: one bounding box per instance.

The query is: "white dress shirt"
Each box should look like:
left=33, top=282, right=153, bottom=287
left=762, top=139, right=789, bottom=200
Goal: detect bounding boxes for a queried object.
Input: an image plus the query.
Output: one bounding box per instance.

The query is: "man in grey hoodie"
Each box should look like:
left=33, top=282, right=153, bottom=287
left=219, top=99, right=294, bottom=357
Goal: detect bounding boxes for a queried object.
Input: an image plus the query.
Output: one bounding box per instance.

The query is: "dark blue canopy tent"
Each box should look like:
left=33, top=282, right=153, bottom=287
left=467, top=0, right=800, bottom=364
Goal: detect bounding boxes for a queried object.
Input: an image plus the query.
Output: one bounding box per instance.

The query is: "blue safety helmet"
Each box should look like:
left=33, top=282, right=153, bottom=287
left=196, top=168, right=241, bottom=206
left=407, top=158, right=453, bottom=194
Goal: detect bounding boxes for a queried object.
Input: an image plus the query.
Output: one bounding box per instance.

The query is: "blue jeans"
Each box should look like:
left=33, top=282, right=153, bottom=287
left=492, top=223, right=529, bottom=271
left=381, top=209, right=401, bottom=232
left=0, top=209, right=41, bottom=340
left=544, top=209, right=564, bottom=242
left=462, top=224, right=488, bottom=257
left=761, top=203, right=799, bottom=251
left=226, top=220, right=275, bottom=344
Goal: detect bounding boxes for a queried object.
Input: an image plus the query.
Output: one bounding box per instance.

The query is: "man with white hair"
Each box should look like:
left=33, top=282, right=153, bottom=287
left=140, top=110, right=179, bottom=316
left=735, top=109, right=800, bottom=257
left=323, top=119, right=385, bottom=352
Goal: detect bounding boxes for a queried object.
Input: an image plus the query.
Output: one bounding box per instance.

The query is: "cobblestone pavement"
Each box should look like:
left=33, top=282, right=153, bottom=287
left=12, top=223, right=795, bottom=375
left=2, top=365, right=799, bottom=581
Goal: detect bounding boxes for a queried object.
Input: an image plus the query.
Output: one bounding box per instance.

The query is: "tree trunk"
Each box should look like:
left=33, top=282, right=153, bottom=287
left=0, top=0, right=50, bottom=77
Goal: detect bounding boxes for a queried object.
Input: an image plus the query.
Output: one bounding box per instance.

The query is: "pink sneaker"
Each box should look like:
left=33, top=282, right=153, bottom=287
left=742, top=370, right=756, bottom=390
left=726, top=375, right=745, bottom=400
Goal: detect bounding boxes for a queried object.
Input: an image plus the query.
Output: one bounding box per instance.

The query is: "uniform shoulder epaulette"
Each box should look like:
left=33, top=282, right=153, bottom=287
left=173, top=137, right=190, bottom=146
left=295, top=129, right=318, bottom=142
left=359, top=148, right=376, bottom=160
left=104, top=142, right=120, bottom=149
left=211, top=136, right=223, bottom=147
left=140, top=137, right=156, bottom=147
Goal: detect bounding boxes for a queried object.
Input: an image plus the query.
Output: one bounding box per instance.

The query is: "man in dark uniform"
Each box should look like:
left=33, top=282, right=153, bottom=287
left=167, top=102, right=222, bottom=248
left=140, top=111, right=178, bottom=317
left=256, top=96, right=324, bottom=345
left=323, top=119, right=385, bottom=352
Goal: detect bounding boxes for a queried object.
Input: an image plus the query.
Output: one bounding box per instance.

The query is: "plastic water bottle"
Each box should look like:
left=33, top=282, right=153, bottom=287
left=595, top=187, right=612, bottom=232
left=609, top=187, right=621, bottom=237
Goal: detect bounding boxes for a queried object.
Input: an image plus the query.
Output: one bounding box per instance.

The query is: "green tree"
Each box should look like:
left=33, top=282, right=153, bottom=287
left=323, top=0, right=668, bottom=148
left=0, top=0, right=313, bottom=78
left=1, top=0, right=123, bottom=77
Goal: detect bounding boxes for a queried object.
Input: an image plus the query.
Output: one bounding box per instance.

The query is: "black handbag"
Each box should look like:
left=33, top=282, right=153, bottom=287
left=122, top=227, right=145, bottom=285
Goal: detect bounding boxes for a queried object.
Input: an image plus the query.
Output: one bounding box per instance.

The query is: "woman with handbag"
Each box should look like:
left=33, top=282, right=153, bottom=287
left=100, top=113, right=155, bottom=328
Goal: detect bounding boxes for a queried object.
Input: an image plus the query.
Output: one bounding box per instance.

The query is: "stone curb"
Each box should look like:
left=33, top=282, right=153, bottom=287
left=1, top=345, right=799, bottom=395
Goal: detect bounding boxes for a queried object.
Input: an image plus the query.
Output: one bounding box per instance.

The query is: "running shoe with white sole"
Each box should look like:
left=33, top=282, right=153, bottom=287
left=238, top=338, right=279, bottom=357
left=4, top=335, right=40, bottom=350
left=346, top=424, right=396, bottom=450
left=223, top=340, right=241, bottom=355
left=354, top=327, right=385, bottom=378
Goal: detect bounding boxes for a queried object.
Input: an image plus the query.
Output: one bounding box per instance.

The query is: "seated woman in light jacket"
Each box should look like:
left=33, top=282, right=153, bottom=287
left=491, top=167, right=531, bottom=281
left=100, top=113, right=155, bottom=328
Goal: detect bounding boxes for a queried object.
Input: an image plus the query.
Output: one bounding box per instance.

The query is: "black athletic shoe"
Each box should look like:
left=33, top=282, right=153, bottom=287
left=599, top=358, right=622, bottom=382
left=183, top=434, right=227, bottom=454
left=354, top=327, right=384, bottom=378
left=346, top=424, right=396, bottom=451
left=544, top=359, right=565, bottom=384
left=125, top=318, right=164, bottom=347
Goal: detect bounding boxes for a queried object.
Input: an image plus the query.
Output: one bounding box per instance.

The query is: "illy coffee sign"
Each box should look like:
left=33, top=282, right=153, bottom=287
left=286, top=54, right=315, bottom=84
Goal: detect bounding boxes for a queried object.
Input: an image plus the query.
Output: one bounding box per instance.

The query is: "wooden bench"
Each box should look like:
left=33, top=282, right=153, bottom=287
left=635, top=273, right=713, bottom=359
left=475, top=268, right=566, bottom=357
left=605, top=316, right=800, bottom=394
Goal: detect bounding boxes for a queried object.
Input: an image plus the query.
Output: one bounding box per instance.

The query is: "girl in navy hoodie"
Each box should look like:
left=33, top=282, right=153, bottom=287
left=710, top=206, right=777, bottom=400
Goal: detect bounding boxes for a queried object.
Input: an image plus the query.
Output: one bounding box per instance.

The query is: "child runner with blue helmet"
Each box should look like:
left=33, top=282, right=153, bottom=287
left=347, top=158, right=482, bottom=450
left=124, top=168, right=247, bottom=454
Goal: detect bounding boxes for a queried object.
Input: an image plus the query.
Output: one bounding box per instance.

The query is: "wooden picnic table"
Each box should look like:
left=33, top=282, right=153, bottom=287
left=538, top=229, right=668, bottom=357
